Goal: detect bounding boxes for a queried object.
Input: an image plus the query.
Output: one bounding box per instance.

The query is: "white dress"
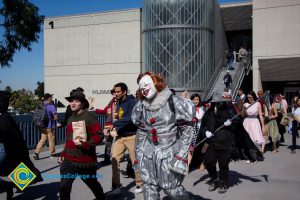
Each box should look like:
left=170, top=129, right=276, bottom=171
left=243, top=102, right=264, bottom=145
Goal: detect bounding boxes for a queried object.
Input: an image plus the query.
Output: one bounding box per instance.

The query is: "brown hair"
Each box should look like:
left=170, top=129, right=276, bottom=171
left=137, top=71, right=167, bottom=92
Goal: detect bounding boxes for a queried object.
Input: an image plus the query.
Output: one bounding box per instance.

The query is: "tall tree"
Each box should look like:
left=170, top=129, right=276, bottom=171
left=4, top=85, right=12, bottom=92
left=10, top=88, right=39, bottom=114
left=34, top=81, right=44, bottom=100
left=0, top=0, right=44, bottom=67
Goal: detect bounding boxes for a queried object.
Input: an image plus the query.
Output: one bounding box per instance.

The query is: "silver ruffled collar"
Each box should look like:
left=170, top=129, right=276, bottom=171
left=142, top=88, right=172, bottom=111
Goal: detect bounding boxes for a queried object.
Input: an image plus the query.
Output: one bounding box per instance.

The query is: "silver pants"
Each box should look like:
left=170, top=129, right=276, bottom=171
left=140, top=154, right=190, bottom=200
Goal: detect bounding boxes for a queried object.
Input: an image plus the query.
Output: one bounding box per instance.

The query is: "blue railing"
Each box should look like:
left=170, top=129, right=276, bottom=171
left=13, top=112, right=106, bottom=149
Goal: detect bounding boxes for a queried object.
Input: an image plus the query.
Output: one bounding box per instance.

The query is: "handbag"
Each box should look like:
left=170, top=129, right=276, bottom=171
left=280, top=114, right=289, bottom=126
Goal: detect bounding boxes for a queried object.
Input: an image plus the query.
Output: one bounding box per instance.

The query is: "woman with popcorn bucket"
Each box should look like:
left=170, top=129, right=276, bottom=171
left=58, top=90, right=105, bottom=200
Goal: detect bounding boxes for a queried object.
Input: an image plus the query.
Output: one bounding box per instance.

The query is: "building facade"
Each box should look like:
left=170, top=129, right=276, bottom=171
left=44, top=9, right=141, bottom=109
left=44, top=0, right=300, bottom=110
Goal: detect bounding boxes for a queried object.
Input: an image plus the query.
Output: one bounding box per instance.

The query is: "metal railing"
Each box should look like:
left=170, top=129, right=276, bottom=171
left=231, top=52, right=252, bottom=100
left=13, top=113, right=106, bottom=149
left=201, top=56, right=227, bottom=101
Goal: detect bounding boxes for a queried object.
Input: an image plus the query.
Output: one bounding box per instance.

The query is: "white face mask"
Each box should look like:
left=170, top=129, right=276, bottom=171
left=139, top=75, right=157, bottom=99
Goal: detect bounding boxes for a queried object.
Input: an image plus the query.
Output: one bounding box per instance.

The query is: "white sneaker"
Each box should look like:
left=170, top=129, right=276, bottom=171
left=134, top=186, right=143, bottom=194
left=246, top=160, right=251, bottom=164
left=107, top=187, right=122, bottom=195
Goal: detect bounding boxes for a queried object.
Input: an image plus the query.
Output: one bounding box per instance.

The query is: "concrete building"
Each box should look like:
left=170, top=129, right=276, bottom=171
left=44, top=0, right=300, bottom=110
left=44, top=9, right=141, bottom=110
left=252, top=0, right=300, bottom=102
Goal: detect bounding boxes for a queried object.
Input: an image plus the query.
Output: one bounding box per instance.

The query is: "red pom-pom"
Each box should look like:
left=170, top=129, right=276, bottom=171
left=133, top=160, right=139, bottom=164
left=152, top=135, right=158, bottom=142
left=149, top=117, right=155, bottom=124
left=189, top=146, right=194, bottom=152
left=150, top=128, right=157, bottom=135
left=192, top=118, right=198, bottom=122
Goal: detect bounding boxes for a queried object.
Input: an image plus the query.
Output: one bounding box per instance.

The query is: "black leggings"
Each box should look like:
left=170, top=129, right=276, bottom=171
left=291, top=120, right=299, bottom=150
left=59, top=160, right=104, bottom=200
left=205, top=148, right=231, bottom=182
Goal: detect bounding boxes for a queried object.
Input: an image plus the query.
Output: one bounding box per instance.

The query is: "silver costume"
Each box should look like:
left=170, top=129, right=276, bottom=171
left=131, top=88, right=195, bottom=200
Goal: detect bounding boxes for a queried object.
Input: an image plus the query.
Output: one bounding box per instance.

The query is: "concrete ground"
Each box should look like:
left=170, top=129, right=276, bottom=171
left=1, top=133, right=300, bottom=200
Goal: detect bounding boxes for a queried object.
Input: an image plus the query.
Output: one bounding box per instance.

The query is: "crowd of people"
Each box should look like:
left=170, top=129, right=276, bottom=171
left=0, top=71, right=299, bottom=199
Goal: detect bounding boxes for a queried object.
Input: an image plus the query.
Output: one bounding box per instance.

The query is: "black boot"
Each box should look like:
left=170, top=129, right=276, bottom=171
left=101, top=155, right=111, bottom=165
left=218, top=181, right=228, bottom=194
left=208, top=178, right=218, bottom=191
left=0, top=180, right=14, bottom=200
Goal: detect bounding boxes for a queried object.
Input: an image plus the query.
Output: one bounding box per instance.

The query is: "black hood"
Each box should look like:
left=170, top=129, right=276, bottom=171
left=0, top=91, right=11, bottom=113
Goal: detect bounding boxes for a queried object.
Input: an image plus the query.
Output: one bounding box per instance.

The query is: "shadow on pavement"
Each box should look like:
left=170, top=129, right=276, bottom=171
left=12, top=181, right=60, bottom=200
left=193, top=170, right=268, bottom=188
left=287, top=145, right=300, bottom=150
left=105, top=181, right=136, bottom=200
left=227, top=170, right=268, bottom=187
left=162, top=192, right=211, bottom=200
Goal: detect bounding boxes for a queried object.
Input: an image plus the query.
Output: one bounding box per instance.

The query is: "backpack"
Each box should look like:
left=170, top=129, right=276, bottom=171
left=33, top=102, right=49, bottom=129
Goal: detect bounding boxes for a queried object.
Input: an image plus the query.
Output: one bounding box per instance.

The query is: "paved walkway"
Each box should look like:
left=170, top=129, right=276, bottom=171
left=2, top=133, right=300, bottom=200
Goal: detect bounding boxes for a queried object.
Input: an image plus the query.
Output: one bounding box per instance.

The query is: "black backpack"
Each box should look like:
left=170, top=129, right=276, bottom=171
left=33, top=102, right=49, bottom=129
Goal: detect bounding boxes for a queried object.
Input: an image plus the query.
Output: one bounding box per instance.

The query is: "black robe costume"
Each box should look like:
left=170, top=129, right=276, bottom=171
left=0, top=91, right=42, bottom=198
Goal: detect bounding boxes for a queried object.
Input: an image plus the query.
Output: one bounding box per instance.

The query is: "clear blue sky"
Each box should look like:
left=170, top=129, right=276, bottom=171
left=0, top=0, right=244, bottom=91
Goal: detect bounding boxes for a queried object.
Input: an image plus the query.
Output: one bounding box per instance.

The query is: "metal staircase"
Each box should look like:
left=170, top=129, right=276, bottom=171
left=202, top=53, right=252, bottom=101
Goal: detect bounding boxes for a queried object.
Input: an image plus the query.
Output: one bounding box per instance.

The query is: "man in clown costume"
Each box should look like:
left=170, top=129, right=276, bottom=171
left=131, top=72, right=195, bottom=200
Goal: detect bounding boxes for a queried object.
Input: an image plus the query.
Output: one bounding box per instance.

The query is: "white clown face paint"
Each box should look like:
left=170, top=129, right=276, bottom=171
left=139, top=75, right=157, bottom=99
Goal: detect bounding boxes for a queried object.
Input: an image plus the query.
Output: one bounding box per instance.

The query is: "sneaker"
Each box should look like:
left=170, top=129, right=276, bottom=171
left=121, top=170, right=135, bottom=179
left=208, top=179, right=218, bottom=192
left=291, top=150, right=296, bottom=154
left=218, top=182, right=227, bottom=194
left=100, top=159, right=111, bottom=165
left=33, top=153, right=39, bottom=160
left=134, top=186, right=143, bottom=194
left=107, top=186, right=122, bottom=195
left=245, top=160, right=251, bottom=164
left=280, top=137, right=284, bottom=143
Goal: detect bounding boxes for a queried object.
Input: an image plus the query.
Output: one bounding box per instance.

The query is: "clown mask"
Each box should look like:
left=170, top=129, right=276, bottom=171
left=139, top=75, right=157, bottom=99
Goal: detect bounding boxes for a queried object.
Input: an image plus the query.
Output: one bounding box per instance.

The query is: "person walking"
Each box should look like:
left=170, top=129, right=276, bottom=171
left=59, top=90, right=105, bottom=200
left=201, top=97, right=234, bottom=194
left=189, top=94, right=207, bottom=171
left=223, top=70, right=232, bottom=89
left=95, top=88, right=117, bottom=165
left=274, top=94, right=288, bottom=143
left=34, top=93, right=58, bottom=160
left=0, top=91, right=43, bottom=199
left=131, top=72, right=195, bottom=199
left=291, top=98, right=300, bottom=154
left=107, top=82, right=143, bottom=195
left=226, top=49, right=234, bottom=70
left=238, top=46, right=248, bottom=62
left=242, top=91, right=266, bottom=155
left=265, top=97, right=281, bottom=153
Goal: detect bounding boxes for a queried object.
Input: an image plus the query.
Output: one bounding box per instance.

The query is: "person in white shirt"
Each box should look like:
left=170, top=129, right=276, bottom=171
left=291, top=98, right=300, bottom=154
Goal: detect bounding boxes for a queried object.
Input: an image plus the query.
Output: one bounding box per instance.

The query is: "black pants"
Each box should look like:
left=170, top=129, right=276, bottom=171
left=291, top=120, right=299, bottom=150
left=104, top=135, right=113, bottom=161
left=59, top=160, right=104, bottom=200
left=205, top=147, right=231, bottom=183
left=276, top=113, right=286, bottom=139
